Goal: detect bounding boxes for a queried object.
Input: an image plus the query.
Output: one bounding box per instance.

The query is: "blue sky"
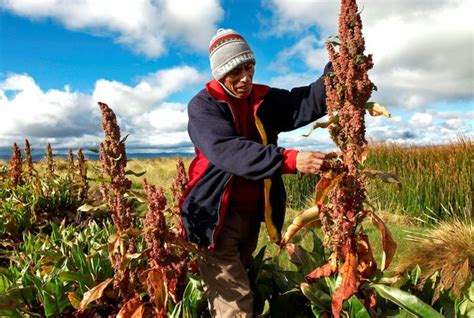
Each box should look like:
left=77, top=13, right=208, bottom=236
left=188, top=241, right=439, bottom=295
left=0, top=0, right=472, bottom=158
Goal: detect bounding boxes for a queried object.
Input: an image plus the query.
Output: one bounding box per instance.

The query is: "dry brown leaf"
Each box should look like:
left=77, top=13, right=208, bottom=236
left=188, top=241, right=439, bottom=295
left=147, top=268, right=168, bottom=310
left=67, top=292, right=81, bottom=310
left=305, top=258, right=338, bottom=284
left=365, top=102, right=391, bottom=118
left=281, top=206, right=321, bottom=244
left=315, top=172, right=344, bottom=205
left=369, top=211, right=397, bottom=270
left=78, top=278, right=113, bottom=312
left=117, top=295, right=145, bottom=318
left=331, top=252, right=359, bottom=318
left=355, top=233, right=377, bottom=278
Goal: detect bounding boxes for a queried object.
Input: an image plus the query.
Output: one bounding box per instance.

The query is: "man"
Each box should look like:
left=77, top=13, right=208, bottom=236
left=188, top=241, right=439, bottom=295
left=180, top=29, right=332, bottom=317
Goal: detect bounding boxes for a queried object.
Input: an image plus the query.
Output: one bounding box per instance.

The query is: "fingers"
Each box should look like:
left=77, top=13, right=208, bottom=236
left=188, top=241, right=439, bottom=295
left=309, top=157, right=324, bottom=173
left=295, top=151, right=329, bottom=174
left=312, top=152, right=327, bottom=159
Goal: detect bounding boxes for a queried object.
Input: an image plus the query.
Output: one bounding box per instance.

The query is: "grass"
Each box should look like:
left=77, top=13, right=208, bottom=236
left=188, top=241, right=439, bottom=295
left=364, top=138, right=472, bottom=221
left=126, top=157, right=191, bottom=196
left=279, top=139, right=472, bottom=222
left=395, top=213, right=473, bottom=298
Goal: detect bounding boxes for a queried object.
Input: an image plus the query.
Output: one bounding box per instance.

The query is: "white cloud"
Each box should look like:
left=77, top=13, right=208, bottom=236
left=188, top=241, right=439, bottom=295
left=275, top=108, right=473, bottom=153
left=365, top=110, right=473, bottom=145
left=161, top=0, right=224, bottom=51
left=0, top=66, right=204, bottom=150
left=93, top=66, right=204, bottom=116
left=268, top=72, right=320, bottom=90
left=265, top=0, right=474, bottom=109
left=410, top=112, right=433, bottom=127
left=0, top=74, right=98, bottom=142
left=261, top=0, right=338, bottom=36
left=279, top=126, right=335, bottom=152
left=131, top=102, right=188, bottom=134
left=443, top=118, right=466, bottom=130
left=0, top=0, right=224, bottom=57
left=269, top=35, right=328, bottom=73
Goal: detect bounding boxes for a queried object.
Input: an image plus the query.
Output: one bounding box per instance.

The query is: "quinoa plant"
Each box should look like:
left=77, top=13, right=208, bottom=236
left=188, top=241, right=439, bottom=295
left=24, top=138, right=35, bottom=178
left=76, top=103, right=196, bottom=316
left=170, top=158, right=188, bottom=228
left=97, top=102, right=136, bottom=300
left=66, top=148, right=75, bottom=179
left=9, top=142, right=23, bottom=187
left=45, top=143, right=55, bottom=178
left=76, top=148, right=88, bottom=201
left=280, top=1, right=453, bottom=317
left=314, top=2, right=378, bottom=314
left=281, top=0, right=400, bottom=316
left=98, top=102, right=133, bottom=232
left=141, top=178, right=191, bottom=316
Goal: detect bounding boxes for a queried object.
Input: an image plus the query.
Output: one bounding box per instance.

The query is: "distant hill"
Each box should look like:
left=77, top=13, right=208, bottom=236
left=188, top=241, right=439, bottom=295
left=0, top=148, right=194, bottom=161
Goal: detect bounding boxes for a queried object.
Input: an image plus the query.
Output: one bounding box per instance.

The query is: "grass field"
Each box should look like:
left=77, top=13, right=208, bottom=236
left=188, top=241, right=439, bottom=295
left=364, top=138, right=472, bottom=221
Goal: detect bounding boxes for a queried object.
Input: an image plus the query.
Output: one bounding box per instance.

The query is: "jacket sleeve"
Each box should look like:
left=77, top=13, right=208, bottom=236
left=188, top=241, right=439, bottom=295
left=187, top=95, right=285, bottom=180
left=260, top=62, right=332, bottom=132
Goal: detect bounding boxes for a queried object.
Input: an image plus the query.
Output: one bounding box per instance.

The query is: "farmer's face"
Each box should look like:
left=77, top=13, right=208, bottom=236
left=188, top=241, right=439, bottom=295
left=222, top=61, right=255, bottom=98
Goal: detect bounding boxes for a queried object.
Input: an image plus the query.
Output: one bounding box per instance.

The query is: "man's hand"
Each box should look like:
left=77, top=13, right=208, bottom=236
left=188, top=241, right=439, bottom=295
left=296, top=151, right=327, bottom=174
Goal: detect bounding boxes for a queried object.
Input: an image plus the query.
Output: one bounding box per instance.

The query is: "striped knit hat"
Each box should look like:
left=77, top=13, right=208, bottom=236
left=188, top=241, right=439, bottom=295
left=209, top=29, right=256, bottom=80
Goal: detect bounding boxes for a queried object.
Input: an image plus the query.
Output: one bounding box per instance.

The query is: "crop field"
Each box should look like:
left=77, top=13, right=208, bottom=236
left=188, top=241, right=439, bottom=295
left=0, top=0, right=472, bottom=310
left=0, top=126, right=472, bottom=317
left=2, top=0, right=474, bottom=315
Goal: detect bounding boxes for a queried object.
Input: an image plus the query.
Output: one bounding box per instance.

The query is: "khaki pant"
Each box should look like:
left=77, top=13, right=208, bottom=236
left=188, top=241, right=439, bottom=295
left=199, top=207, right=261, bottom=318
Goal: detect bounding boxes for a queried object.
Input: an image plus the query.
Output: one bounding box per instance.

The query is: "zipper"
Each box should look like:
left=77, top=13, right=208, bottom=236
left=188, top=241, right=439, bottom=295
left=209, top=175, right=233, bottom=249
left=207, top=93, right=237, bottom=249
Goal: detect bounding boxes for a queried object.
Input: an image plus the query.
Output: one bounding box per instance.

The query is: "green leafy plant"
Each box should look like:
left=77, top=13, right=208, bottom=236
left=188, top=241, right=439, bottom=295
left=0, top=221, right=114, bottom=317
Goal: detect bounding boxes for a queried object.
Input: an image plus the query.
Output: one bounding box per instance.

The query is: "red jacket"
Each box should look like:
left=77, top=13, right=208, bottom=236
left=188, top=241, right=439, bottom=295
left=181, top=63, right=332, bottom=249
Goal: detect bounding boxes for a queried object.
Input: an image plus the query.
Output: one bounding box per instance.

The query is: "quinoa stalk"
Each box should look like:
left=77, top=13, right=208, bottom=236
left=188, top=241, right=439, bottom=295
left=143, top=178, right=190, bottom=313
left=24, top=139, right=35, bottom=178
left=170, top=159, right=188, bottom=227
left=98, top=102, right=132, bottom=232
left=9, top=142, right=23, bottom=187
left=97, top=102, right=134, bottom=299
left=308, top=0, right=384, bottom=316
left=76, top=148, right=88, bottom=201
left=66, top=148, right=74, bottom=179
left=45, top=143, right=55, bottom=178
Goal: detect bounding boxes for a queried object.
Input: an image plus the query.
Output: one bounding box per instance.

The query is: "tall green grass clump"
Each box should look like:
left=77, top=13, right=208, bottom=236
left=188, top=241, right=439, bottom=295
left=281, top=139, right=472, bottom=221
left=283, top=173, right=318, bottom=210
left=365, top=138, right=472, bottom=221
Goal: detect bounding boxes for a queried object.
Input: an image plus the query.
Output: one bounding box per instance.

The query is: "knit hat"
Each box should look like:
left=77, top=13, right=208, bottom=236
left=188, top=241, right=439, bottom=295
left=209, top=28, right=256, bottom=80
